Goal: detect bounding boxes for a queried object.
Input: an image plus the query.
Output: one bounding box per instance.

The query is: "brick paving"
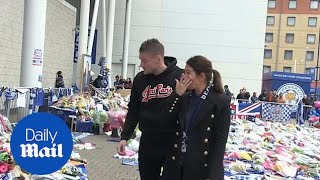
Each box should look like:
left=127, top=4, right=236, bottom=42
left=78, top=135, right=140, bottom=180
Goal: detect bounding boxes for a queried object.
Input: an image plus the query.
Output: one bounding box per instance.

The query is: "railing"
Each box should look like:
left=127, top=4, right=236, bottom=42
left=0, top=87, right=75, bottom=123
left=0, top=89, right=30, bottom=123
left=231, top=100, right=299, bottom=123
left=260, top=101, right=298, bottom=122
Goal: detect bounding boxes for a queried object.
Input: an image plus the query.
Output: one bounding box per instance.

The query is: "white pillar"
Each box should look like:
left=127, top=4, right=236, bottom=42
left=77, top=0, right=91, bottom=90
left=121, top=0, right=132, bottom=79
left=106, top=0, right=116, bottom=88
left=87, top=0, right=100, bottom=55
left=20, top=0, right=47, bottom=87
left=102, top=0, right=107, bottom=58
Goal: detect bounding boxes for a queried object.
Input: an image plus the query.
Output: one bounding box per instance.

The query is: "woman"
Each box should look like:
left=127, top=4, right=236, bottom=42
left=124, top=78, right=133, bottom=89
left=166, top=56, right=231, bottom=180
left=251, top=92, right=259, bottom=103
left=55, top=71, right=65, bottom=88
left=266, top=90, right=276, bottom=102
left=276, top=93, right=286, bottom=104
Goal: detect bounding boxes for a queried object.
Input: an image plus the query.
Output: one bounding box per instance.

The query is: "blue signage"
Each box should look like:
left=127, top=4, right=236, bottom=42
left=262, top=71, right=313, bottom=97
left=73, top=29, right=98, bottom=64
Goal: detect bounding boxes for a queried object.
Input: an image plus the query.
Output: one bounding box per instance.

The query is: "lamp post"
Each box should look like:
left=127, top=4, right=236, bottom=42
left=315, top=32, right=320, bottom=100
left=304, top=46, right=309, bottom=73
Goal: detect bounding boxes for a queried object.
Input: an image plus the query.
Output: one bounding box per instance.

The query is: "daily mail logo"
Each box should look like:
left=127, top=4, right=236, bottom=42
left=10, top=113, right=73, bottom=175
left=20, top=129, right=63, bottom=158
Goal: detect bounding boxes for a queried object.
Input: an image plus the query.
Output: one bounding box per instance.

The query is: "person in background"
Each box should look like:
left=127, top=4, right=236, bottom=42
left=236, top=89, right=245, bottom=103
left=251, top=92, right=259, bottom=103
left=243, top=87, right=250, bottom=100
left=302, top=94, right=311, bottom=105
left=273, top=91, right=278, bottom=100
left=266, top=91, right=276, bottom=102
left=276, top=93, right=286, bottom=104
left=258, top=90, right=267, bottom=101
left=309, top=94, right=315, bottom=105
left=55, top=71, right=65, bottom=88
left=302, top=94, right=312, bottom=121
left=124, top=78, right=133, bottom=89
left=119, top=75, right=125, bottom=85
left=114, top=75, right=123, bottom=89
left=92, top=74, right=104, bottom=88
left=224, top=85, right=232, bottom=97
left=230, top=93, right=236, bottom=104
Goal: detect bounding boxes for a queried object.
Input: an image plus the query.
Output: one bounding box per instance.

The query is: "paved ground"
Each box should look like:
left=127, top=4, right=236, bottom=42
left=78, top=135, right=140, bottom=180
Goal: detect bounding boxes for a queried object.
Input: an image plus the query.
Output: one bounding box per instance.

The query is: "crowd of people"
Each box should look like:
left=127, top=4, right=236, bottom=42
left=225, top=87, right=316, bottom=106
left=113, top=75, right=133, bottom=89
left=54, top=71, right=133, bottom=90
left=89, top=73, right=124, bottom=90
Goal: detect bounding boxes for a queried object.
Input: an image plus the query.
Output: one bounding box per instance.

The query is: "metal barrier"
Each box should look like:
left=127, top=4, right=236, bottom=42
left=231, top=101, right=261, bottom=120
left=90, top=85, right=110, bottom=98
left=0, top=90, right=30, bottom=123
left=231, top=99, right=320, bottom=128
left=0, top=87, right=77, bottom=123
left=260, top=102, right=298, bottom=122
left=3, top=89, right=309, bottom=126
left=235, top=99, right=250, bottom=103
left=231, top=101, right=299, bottom=122
left=301, top=105, right=313, bottom=123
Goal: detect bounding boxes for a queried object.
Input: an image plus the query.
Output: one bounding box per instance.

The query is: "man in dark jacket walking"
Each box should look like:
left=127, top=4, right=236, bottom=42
left=117, top=39, right=182, bottom=180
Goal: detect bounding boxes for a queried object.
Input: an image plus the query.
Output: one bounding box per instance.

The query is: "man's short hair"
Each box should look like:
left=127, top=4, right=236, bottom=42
left=139, top=38, right=164, bottom=56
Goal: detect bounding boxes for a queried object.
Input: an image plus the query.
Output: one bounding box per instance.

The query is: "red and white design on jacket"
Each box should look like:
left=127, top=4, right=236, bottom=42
left=142, top=84, right=173, bottom=102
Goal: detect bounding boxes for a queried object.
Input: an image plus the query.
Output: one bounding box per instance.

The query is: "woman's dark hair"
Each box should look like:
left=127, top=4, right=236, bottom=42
left=57, top=71, right=62, bottom=76
left=186, top=55, right=224, bottom=94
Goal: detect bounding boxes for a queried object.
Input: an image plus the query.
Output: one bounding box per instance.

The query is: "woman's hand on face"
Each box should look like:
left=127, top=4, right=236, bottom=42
left=175, top=73, right=192, bottom=96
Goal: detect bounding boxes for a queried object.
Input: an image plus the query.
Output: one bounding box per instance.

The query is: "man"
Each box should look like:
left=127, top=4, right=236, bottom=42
left=243, top=87, right=250, bottom=100
left=91, top=74, right=104, bottom=88
left=55, top=71, right=65, bottom=88
left=251, top=92, right=259, bottom=103
left=309, top=93, right=315, bottom=105
left=114, top=75, right=123, bottom=89
left=117, top=39, right=182, bottom=180
left=302, top=94, right=312, bottom=121
left=236, top=89, right=245, bottom=103
left=258, top=90, right=267, bottom=101
left=302, top=94, right=311, bottom=105
left=224, top=85, right=232, bottom=97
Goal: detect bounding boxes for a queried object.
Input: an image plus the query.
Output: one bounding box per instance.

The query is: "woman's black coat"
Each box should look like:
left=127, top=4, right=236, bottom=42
left=163, top=90, right=231, bottom=180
